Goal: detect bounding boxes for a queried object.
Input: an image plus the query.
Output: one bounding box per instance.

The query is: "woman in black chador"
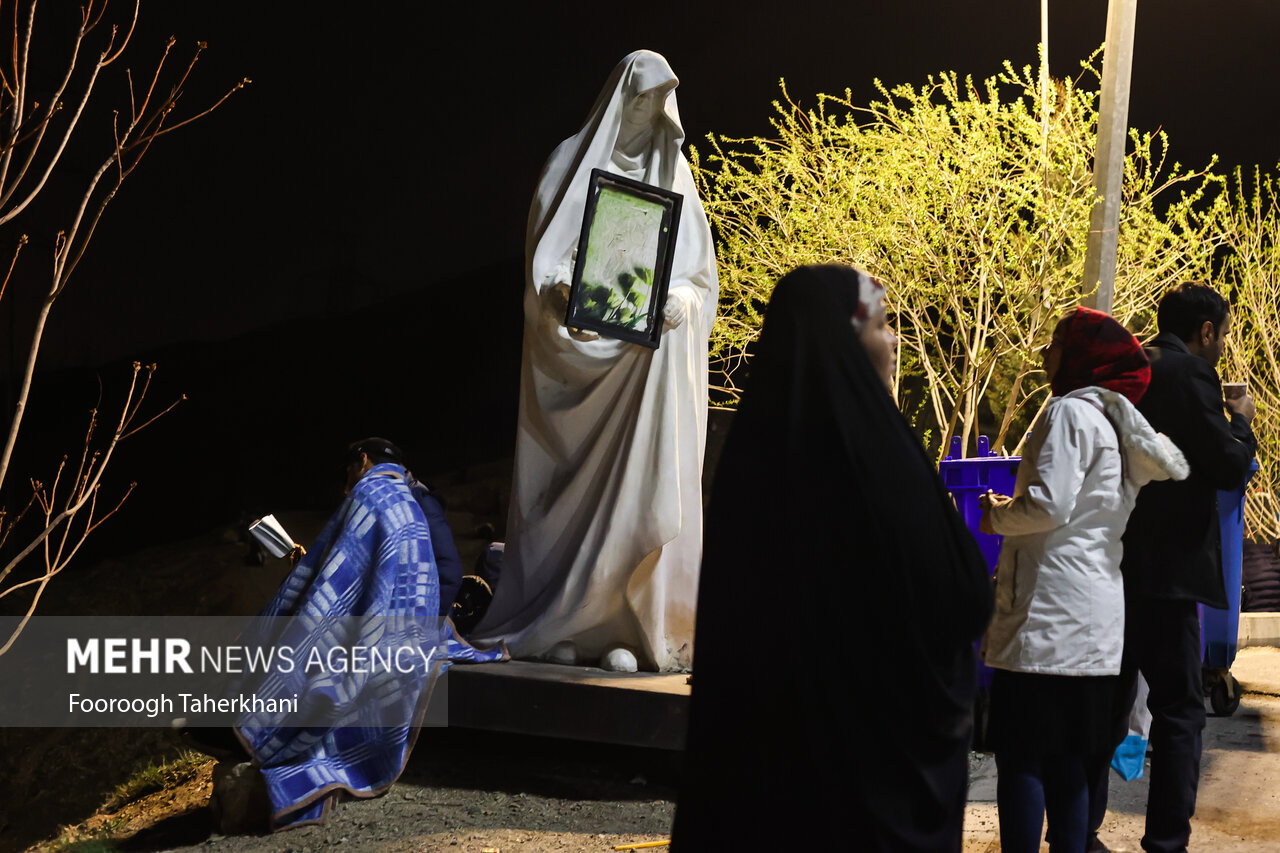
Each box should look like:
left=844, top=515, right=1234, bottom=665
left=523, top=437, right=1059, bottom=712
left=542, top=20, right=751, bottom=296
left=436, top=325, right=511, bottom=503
left=672, top=264, right=994, bottom=851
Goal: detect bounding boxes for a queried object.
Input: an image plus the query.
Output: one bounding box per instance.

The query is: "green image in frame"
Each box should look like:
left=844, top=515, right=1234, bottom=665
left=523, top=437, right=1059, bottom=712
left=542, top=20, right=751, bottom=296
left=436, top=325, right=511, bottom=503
left=566, top=169, right=682, bottom=348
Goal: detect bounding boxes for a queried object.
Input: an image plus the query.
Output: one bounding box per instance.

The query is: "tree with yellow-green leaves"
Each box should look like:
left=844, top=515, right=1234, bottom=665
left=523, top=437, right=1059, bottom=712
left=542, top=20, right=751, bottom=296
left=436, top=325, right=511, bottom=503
left=693, top=53, right=1223, bottom=459
left=1218, top=167, right=1280, bottom=542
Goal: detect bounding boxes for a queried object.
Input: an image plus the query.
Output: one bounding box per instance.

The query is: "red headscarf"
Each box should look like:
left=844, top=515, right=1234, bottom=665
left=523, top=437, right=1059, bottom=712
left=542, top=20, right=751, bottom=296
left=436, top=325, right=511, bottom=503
left=1049, top=307, right=1151, bottom=404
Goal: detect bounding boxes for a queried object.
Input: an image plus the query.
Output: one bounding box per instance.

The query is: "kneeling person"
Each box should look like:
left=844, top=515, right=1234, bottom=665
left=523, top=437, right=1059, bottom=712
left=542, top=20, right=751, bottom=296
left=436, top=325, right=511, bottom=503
left=234, top=437, right=446, bottom=830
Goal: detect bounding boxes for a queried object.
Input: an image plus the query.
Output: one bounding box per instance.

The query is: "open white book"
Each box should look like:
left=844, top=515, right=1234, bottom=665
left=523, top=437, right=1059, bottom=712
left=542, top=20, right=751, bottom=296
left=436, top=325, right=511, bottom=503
left=248, top=514, right=296, bottom=559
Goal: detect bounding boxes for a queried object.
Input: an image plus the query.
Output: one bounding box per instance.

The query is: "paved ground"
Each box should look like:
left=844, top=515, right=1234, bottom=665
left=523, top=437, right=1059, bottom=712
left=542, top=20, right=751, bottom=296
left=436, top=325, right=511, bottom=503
left=963, top=646, right=1280, bottom=852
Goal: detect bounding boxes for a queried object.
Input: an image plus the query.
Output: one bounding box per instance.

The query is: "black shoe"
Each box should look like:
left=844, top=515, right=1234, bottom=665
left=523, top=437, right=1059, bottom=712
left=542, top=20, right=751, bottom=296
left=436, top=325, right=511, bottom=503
left=1086, top=833, right=1112, bottom=853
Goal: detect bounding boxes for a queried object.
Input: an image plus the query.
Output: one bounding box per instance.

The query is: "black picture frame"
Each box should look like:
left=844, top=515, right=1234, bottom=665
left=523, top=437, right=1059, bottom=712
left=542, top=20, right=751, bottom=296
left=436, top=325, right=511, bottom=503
left=565, top=168, right=683, bottom=348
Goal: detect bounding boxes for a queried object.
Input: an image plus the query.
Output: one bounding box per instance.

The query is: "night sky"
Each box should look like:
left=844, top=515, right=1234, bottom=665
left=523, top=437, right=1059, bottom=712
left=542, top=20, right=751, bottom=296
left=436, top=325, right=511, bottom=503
left=10, top=0, right=1277, bottom=368
left=1, top=0, right=1278, bottom=550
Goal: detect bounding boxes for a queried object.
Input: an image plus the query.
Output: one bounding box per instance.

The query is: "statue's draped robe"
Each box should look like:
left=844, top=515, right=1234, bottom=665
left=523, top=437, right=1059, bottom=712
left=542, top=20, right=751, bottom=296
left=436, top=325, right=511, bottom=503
left=472, top=51, right=718, bottom=671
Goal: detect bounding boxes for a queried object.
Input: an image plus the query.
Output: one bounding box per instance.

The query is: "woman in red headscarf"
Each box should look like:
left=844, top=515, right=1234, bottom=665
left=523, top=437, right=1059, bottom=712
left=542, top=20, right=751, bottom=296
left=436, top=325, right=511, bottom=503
left=979, top=307, right=1189, bottom=852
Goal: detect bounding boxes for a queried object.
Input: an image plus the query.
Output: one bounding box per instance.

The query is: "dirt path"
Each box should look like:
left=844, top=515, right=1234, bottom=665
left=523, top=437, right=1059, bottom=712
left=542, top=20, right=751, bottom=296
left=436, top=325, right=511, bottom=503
left=143, top=781, right=676, bottom=853
left=6, top=515, right=1280, bottom=852
left=16, top=669, right=1280, bottom=852
left=38, top=728, right=681, bottom=853
left=964, top=647, right=1280, bottom=852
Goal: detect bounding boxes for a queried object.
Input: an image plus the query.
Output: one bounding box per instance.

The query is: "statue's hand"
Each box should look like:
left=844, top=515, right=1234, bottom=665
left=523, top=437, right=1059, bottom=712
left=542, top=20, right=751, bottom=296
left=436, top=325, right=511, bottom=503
left=662, top=288, right=695, bottom=329
left=549, top=282, right=571, bottom=317
left=549, top=278, right=598, bottom=340
left=550, top=251, right=576, bottom=289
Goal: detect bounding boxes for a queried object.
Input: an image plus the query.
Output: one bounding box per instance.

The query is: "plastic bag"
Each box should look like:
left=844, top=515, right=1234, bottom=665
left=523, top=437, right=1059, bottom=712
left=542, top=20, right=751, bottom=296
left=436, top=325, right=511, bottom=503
left=1111, top=672, right=1152, bottom=781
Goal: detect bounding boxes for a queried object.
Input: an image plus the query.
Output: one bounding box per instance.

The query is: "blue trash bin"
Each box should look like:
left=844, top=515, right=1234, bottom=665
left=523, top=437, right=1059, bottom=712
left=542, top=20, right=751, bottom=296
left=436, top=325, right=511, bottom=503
left=939, top=435, right=1021, bottom=574
left=1200, top=458, right=1259, bottom=716
left=940, top=435, right=1019, bottom=751
left=939, top=435, right=1020, bottom=691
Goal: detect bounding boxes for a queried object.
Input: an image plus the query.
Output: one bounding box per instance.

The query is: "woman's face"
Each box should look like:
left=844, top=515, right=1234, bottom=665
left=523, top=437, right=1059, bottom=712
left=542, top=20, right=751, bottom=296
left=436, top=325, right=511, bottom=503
left=858, top=310, right=897, bottom=392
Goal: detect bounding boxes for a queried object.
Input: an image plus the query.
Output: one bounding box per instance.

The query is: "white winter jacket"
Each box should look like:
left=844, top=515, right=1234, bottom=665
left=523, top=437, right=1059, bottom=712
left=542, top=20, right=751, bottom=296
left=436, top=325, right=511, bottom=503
left=982, top=387, right=1189, bottom=676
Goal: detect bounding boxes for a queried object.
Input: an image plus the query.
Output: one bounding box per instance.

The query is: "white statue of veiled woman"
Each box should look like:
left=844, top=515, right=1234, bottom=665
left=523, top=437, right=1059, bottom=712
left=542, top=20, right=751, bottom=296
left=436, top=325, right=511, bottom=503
left=471, top=50, right=718, bottom=672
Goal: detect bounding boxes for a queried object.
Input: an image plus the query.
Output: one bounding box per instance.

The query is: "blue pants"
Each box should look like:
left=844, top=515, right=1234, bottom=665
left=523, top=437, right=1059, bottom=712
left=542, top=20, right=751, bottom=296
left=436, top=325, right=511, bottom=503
left=997, top=750, right=1091, bottom=853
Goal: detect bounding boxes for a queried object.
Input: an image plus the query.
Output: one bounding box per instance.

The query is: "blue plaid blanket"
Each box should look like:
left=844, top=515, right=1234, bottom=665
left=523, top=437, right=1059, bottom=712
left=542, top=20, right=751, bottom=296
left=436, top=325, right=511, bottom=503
left=444, top=618, right=508, bottom=663
left=235, top=463, right=446, bottom=829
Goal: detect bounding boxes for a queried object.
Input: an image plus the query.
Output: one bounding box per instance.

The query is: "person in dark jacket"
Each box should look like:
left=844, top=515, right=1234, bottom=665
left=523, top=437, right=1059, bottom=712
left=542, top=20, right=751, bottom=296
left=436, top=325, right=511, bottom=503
left=1089, top=282, right=1256, bottom=853
left=672, top=265, right=993, bottom=852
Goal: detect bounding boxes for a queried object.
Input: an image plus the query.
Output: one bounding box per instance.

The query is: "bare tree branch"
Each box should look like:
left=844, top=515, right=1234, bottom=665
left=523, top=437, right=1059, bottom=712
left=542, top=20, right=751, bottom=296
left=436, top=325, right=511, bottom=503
left=0, top=0, right=240, bottom=654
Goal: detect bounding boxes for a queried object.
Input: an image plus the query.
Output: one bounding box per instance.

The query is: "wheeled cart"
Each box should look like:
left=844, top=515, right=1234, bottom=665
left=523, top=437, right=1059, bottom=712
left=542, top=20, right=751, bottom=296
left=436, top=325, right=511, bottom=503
left=1201, top=459, right=1259, bottom=716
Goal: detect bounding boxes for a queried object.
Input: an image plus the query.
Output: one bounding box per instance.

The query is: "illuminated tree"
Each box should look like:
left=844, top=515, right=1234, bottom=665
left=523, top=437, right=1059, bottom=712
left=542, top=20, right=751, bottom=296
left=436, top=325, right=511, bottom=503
left=693, top=52, right=1222, bottom=457
left=1218, top=166, right=1280, bottom=542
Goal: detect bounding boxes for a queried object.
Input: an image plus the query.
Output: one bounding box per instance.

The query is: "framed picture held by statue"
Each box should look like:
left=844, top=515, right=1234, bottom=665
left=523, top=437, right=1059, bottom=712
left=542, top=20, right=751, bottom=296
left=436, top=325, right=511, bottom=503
left=565, top=168, right=683, bottom=348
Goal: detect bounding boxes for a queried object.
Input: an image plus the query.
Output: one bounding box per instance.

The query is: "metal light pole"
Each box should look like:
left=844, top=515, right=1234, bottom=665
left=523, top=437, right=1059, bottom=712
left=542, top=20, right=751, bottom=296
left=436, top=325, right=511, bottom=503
left=1082, top=0, right=1138, bottom=315
left=1041, top=0, right=1050, bottom=160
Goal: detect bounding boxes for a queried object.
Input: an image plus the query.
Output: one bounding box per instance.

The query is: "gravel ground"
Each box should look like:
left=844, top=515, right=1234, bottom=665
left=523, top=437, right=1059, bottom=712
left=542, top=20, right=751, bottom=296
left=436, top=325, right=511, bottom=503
left=23, top=733, right=999, bottom=853
left=964, top=649, right=1280, bottom=852
left=34, top=728, right=683, bottom=853
left=191, top=784, right=676, bottom=853
left=17, top=688, right=1280, bottom=852
left=8, top=521, right=1280, bottom=853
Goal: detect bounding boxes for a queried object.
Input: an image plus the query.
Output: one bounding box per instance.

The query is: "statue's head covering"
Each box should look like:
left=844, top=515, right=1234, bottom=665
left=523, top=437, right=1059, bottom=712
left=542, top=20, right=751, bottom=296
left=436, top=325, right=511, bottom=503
left=526, top=51, right=714, bottom=302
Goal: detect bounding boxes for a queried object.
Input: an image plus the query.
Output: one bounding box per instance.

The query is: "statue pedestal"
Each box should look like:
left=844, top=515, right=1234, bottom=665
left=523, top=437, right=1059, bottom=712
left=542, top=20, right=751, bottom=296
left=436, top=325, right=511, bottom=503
left=435, top=660, right=690, bottom=750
